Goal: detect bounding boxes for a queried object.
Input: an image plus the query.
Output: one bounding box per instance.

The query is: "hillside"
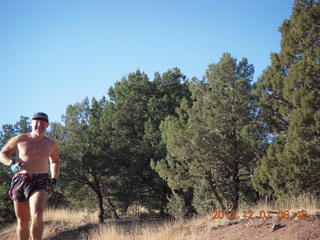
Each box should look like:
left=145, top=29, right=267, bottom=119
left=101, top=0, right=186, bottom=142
left=1, top=210, right=320, bottom=240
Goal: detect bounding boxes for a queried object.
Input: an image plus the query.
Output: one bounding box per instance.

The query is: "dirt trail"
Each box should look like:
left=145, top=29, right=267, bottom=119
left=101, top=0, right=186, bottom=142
left=198, top=215, right=320, bottom=240
left=0, top=221, right=98, bottom=240
left=44, top=223, right=99, bottom=240
left=1, top=215, right=319, bottom=240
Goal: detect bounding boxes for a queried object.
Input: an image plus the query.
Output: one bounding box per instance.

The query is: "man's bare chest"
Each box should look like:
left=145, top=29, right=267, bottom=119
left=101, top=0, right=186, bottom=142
left=17, top=140, right=52, bottom=156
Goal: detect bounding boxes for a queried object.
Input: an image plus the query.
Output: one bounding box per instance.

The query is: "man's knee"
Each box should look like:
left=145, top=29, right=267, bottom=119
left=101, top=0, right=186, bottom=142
left=17, top=217, right=30, bottom=228
left=31, top=212, right=44, bottom=223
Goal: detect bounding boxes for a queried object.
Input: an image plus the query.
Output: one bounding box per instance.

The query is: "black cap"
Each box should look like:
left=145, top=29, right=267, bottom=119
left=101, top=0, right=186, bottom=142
left=32, top=112, right=49, bottom=123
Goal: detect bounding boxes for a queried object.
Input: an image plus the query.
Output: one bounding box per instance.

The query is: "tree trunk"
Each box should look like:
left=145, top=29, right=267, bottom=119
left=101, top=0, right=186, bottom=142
left=97, top=190, right=105, bottom=223
left=231, top=163, right=240, bottom=211
left=93, top=174, right=105, bottom=223
left=206, top=171, right=226, bottom=210
left=106, top=198, right=119, bottom=219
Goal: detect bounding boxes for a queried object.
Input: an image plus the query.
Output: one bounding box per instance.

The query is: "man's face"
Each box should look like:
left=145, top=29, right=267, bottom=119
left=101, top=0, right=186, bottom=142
left=31, top=119, right=48, bottom=134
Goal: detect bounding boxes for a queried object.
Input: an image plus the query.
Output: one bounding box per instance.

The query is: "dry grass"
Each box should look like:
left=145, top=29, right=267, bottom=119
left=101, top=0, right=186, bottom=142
left=42, top=208, right=98, bottom=238
left=274, top=192, right=319, bottom=214
left=2, top=193, right=318, bottom=240
left=85, top=213, right=232, bottom=240
left=87, top=217, right=216, bottom=240
left=44, top=208, right=97, bottom=225
left=237, top=192, right=319, bottom=220
left=85, top=193, right=319, bottom=240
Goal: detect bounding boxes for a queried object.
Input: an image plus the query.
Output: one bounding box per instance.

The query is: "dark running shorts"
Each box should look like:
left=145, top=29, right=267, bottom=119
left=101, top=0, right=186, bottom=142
left=9, top=173, right=51, bottom=202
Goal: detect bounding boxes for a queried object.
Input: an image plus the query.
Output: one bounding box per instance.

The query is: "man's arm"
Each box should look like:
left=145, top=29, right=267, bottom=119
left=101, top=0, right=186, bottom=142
left=0, top=136, right=19, bottom=166
left=49, top=142, right=60, bottom=180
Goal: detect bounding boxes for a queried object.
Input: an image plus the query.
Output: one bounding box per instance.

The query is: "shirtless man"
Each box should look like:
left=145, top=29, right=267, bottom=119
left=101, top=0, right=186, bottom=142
left=0, top=112, right=60, bottom=240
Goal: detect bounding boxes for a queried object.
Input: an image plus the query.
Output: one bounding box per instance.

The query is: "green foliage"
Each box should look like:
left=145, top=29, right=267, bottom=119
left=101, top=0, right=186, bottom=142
left=54, top=97, right=120, bottom=222
left=165, top=191, right=188, bottom=220
left=0, top=169, right=14, bottom=229
left=253, top=0, right=320, bottom=197
left=50, top=69, right=190, bottom=221
left=155, top=53, right=265, bottom=215
left=191, top=180, right=217, bottom=214
left=103, top=69, right=190, bottom=213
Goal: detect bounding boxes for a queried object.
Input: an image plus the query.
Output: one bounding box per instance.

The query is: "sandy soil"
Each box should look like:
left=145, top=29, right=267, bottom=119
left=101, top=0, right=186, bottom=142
left=0, top=214, right=319, bottom=240
left=198, top=215, right=320, bottom=240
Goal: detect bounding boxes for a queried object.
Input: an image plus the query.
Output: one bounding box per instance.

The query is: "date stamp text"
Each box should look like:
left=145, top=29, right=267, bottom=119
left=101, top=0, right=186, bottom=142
left=211, top=209, right=309, bottom=220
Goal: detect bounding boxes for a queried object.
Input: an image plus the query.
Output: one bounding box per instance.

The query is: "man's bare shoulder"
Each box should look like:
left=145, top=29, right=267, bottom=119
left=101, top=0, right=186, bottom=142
left=9, top=133, right=29, bottom=142
left=18, top=133, right=30, bottom=138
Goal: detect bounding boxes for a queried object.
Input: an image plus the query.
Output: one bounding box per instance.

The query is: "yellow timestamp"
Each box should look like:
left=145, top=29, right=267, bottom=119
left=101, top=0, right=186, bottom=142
left=211, top=209, right=309, bottom=220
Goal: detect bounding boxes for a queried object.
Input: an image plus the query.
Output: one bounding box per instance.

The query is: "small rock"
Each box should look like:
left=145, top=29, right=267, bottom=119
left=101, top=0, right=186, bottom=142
left=271, top=223, right=285, bottom=232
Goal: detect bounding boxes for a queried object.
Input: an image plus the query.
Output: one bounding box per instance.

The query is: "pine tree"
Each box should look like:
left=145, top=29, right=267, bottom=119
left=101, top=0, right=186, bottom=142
left=103, top=69, right=190, bottom=213
left=253, top=0, right=320, bottom=197
left=155, top=53, right=264, bottom=214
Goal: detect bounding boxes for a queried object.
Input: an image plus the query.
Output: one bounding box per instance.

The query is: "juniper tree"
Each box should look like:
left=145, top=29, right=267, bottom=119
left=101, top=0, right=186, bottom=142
left=252, top=0, right=320, bottom=197
left=53, top=69, right=190, bottom=220
left=155, top=53, right=264, bottom=214
left=102, top=69, right=190, bottom=213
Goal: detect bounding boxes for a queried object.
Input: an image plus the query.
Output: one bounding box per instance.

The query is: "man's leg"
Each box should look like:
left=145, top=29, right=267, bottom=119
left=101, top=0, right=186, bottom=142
left=29, top=190, right=48, bottom=240
left=14, top=200, right=31, bottom=240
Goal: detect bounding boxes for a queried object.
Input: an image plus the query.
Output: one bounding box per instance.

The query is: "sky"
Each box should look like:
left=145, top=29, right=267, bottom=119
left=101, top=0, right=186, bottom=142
left=0, top=0, right=295, bottom=127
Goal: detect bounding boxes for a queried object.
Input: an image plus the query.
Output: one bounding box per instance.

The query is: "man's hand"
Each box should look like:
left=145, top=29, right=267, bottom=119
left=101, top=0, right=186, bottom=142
left=10, top=161, right=23, bottom=173
left=50, top=178, right=59, bottom=188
